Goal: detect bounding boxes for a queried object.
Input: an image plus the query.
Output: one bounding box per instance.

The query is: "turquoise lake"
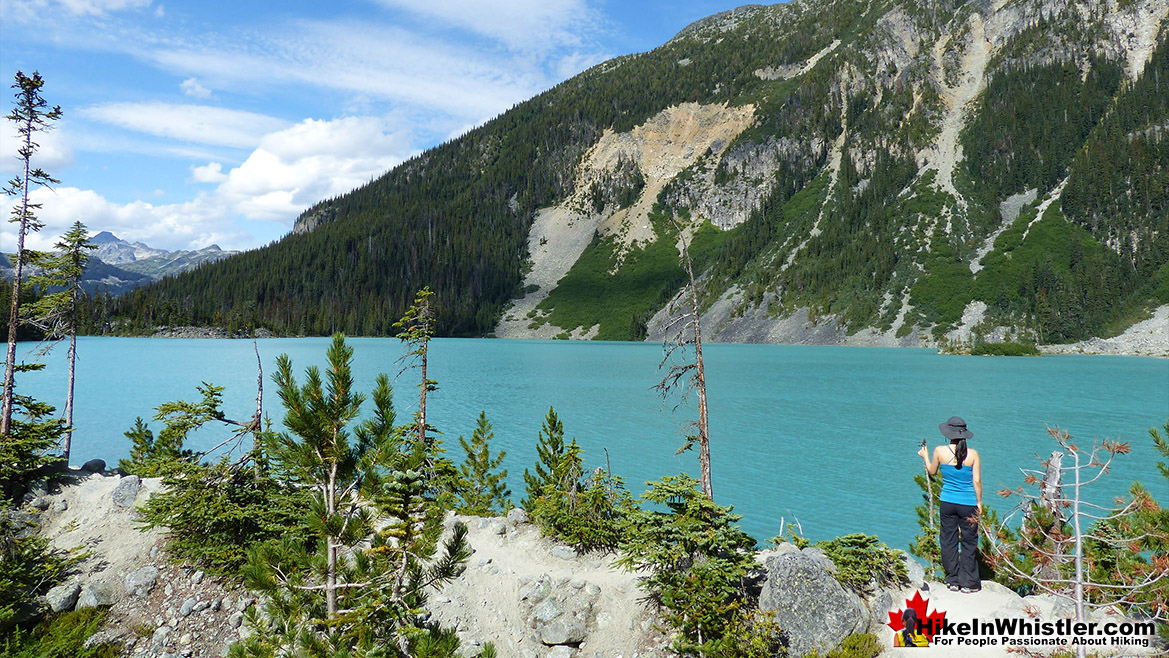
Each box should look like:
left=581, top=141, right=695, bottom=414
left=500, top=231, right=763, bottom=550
left=13, top=337, right=1169, bottom=553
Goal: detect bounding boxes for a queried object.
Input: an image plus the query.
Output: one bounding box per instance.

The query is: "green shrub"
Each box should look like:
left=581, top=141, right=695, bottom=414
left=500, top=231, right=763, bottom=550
left=969, top=341, right=1041, bottom=356
left=814, top=533, right=907, bottom=595
left=528, top=467, right=634, bottom=553
left=0, top=502, right=69, bottom=631
left=803, top=632, right=881, bottom=658
left=2, top=607, right=119, bottom=658
left=616, top=474, right=760, bottom=656
left=136, top=458, right=311, bottom=578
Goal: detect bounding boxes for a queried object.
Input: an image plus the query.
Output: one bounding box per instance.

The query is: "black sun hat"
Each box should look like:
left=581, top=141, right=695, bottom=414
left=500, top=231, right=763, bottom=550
left=939, top=416, right=974, bottom=440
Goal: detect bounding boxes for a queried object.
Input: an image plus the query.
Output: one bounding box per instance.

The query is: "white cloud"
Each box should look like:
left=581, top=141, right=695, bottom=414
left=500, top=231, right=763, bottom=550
left=79, top=102, right=289, bottom=148
left=2, top=116, right=416, bottom=251
left=374, top=0, right=599, bottom=52
left=2, top=186, right=244, bottom=252
left=179, top=77, right=211, bottom=98
left=0, top=120, right=75, bottom=176
left=190, top=162, right=227, bottom=183
left=217, top=116, right=414, bottom=222
left=56, top=0, right=151, bottom=15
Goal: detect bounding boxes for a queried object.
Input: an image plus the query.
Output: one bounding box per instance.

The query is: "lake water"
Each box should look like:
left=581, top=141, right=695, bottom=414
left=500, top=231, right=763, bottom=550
left=13, top=337, right=1169, bottom=552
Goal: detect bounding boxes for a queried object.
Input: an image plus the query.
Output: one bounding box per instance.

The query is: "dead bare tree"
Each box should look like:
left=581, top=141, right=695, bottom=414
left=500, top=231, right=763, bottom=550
left=983, top=427, right=1168, bottom=658
left=654, top=220, right=713, bottom=498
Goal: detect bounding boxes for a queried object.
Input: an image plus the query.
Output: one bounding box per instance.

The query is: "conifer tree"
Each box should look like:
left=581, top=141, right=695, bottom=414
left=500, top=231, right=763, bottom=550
left=27, top=221, right=95, bottom=462
left=3, top=71, right=62, bottom=437
left=233, top=334, right=474, bottom=657
left=521, top=406, right=579, bottom=509
left=455, top=411, right=510, bottom=516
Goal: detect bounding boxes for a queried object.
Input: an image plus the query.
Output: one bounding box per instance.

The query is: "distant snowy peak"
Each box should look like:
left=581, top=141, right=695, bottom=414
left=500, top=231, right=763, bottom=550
left=89, top=231, right=237, bottom=279
left=90, top=231, right=169, bottom=265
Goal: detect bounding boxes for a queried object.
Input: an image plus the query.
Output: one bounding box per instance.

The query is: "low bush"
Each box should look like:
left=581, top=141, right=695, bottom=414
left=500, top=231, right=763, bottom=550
left=815, top=533, right=907, bottom=594
left=2, top=607, right=119, bottom=658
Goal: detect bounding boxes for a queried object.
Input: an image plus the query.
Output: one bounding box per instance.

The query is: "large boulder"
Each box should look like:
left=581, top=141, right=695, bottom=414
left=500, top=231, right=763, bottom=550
left=45, top=582, right=81, bottom=612
left=758, top=549, right=867, bottom=657
left=80, top=458, right=106, bottom=473
left=112, top=475, right=141, bottom=509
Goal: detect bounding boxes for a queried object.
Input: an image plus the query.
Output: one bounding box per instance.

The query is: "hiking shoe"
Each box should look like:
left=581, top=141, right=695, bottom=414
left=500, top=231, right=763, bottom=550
left=960, top=587, right=980, bottom=593
left=947, top=584, right=959, bottom=591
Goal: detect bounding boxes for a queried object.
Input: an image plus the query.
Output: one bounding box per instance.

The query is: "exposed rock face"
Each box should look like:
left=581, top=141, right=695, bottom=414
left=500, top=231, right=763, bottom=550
left=758, top=548, right=868, bottom=656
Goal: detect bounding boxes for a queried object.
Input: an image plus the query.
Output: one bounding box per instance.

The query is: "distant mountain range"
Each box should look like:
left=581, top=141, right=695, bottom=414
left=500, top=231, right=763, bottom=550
left=2, top=231, right=237, bottom=296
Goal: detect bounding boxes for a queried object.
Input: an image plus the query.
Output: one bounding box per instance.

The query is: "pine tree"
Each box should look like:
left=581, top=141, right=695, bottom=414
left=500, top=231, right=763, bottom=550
left=521, top=406, right=579, bottom=509
left=3, top=71, right=62, bottom=437
left=27, top=221, right=95, bottom=462
left=233, top=334, right=475, bottom=657
left=455, top=411, right=510, bottom=516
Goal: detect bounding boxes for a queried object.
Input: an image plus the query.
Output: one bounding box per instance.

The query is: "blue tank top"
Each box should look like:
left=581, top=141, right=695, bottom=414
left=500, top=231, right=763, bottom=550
left=939, top=464, right=977, bottom=506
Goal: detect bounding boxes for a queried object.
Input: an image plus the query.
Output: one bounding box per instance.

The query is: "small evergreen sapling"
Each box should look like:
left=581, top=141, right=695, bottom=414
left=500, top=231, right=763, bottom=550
left=455, top=411, right=510, bottom=516
left=521, top=406, right=574, bottom=509
left=617, top=474, right=764, bottom=656
left=232, top=335, right=472, bottom=657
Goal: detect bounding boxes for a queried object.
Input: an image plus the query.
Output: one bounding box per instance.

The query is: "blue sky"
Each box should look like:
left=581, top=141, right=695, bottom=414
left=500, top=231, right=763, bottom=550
left=1, top=0, right=757, bottom=253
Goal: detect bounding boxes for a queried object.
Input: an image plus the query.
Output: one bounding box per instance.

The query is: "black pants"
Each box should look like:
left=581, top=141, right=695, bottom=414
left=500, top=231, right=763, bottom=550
left=940, top=500, right=980, bottom=590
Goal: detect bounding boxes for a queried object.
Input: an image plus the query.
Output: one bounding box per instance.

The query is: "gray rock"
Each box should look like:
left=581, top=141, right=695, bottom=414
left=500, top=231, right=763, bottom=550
left=548, top=645, right=578, bottom=658
left=507, top=508, right=529, bottom=525
left=125, top=565, right=160, bottom=597
left=193, top=600, right=210, bottom=613
left=52, top=499, right=68, bottom=512
left=191, top=570, right=204, bottom=585
left=900, top=552, right=926, bottom=588
left=152, top=625, right=172, bottom=647
left=77, top=584, right=114, bottom=609
left=80, top=458, right=106, bottom=473
left=112, top=475, right=141, bottom=509
left=539, top=615, right=587, bottom=646
left=150, top=545, right=160, bottom=558
left=801, top=546, right=836, bottom=572
left=29, top=497, right=50, bottom=511
left=491, top=521, right=507, bottom=535
left=758, top=551, right=867, bottom=656
left=551, top=545, right=577, bottom=560
left=228, top=612, right=244, bottom=628
left=866, top=588, right=899, bottom=634
left=180, top=597, right=197, bottom=616
left=46, top=582, right=81, bottom=612
left=210, top=597, right=222, bottom=612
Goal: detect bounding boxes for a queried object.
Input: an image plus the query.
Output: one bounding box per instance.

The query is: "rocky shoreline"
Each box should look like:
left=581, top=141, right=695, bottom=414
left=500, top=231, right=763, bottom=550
left=12, top=468, right=1164, bottom=658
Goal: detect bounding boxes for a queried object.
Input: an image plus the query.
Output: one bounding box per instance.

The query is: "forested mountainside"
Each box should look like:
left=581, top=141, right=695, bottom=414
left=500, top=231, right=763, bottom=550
left=103, top=0, right=1169, bottom=345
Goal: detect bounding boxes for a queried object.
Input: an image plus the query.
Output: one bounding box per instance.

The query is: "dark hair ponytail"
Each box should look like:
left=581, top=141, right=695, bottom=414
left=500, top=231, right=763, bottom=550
left=902, top=608, right=919, bottom=646
left=953, top=438, right=968, bottom=469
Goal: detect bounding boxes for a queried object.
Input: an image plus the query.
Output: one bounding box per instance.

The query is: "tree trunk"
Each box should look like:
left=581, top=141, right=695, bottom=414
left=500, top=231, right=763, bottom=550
left=1, top=141, right=33, bottom=437
left=63, top=292, right=77, bottom=463
left=326, top=461, right=338, bottom=617
left=682, top=237, right=713, bottom=499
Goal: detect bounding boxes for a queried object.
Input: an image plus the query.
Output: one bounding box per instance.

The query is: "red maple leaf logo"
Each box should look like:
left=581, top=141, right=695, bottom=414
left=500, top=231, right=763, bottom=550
left=887, top=590, right=947, bottom=642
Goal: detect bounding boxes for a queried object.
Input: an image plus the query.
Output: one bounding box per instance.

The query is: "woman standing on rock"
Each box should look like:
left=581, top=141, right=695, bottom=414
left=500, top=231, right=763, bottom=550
left=918, top=416, right=982, bottom=593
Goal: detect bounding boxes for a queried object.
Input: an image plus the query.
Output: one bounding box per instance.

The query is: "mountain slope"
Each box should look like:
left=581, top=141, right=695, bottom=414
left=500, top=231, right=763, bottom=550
left=107, top=0, right=1169, bottom=346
